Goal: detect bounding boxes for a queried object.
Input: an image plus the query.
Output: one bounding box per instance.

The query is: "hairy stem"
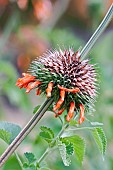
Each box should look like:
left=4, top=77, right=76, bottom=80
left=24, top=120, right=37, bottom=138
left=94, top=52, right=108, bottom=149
left=15, top=152, right=24, bottom=170
left=0, top=98, right=53, bottom=168
left=38, top=148, right=50, bottom=165
left=80, top=3, right=113, bottom=59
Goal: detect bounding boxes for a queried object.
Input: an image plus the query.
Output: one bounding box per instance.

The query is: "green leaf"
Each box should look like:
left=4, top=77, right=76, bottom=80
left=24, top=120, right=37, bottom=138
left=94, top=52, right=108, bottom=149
left=24, top=152, right=36, bottom=164
left=0, top=129, right=11, bottom=144
left=33, top=105, right=41, bottom=114
left=39, top=126, right=54, bottom=143
left=23, top=162, right=36, bottom=170
left=64, top=135, right=86, bottom=164
left=0, top=121, right=21, bottom=144
left=57, top=139, right=71, bottom=166
left=91, top=127, right=107, bottom=158
left=23, top=162, right=29, bottom=168
left=60, top=138, right=74, bottom=156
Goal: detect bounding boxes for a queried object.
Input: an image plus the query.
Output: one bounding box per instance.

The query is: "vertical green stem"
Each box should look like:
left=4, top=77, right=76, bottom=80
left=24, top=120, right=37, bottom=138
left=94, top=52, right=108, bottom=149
left=15, top=152, right=24, bottom=170
left=38, top=148, right=50, bottom=165
left=80, top=3, right=113, bottom=59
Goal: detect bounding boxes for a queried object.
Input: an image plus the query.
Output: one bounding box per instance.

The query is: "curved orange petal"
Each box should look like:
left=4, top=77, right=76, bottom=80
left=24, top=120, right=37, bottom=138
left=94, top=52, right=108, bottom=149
left=66, top=102, right=75, bottom=122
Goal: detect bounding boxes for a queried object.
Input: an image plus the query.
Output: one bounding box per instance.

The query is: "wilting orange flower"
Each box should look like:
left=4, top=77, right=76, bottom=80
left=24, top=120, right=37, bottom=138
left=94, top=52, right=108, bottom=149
left=16, top=73, right=42, bottom=94
left=16, top=73, right=36, bottom=89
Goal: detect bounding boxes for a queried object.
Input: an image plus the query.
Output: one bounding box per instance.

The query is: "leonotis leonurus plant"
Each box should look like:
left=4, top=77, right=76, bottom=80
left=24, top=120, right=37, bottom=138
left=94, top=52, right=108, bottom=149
left=16, top=48, right=97, bottom=124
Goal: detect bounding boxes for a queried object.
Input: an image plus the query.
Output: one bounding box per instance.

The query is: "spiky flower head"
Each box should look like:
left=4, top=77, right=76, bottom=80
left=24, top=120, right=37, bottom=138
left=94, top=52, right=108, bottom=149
left=16, top=48, right=97, bottom=123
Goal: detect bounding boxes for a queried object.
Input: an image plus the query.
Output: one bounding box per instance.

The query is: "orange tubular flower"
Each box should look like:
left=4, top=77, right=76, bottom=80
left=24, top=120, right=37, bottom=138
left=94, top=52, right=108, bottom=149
left=78, top=104, right=85, bottom=124
left=46, top=82, right=54, bottom=98
left=36, top=88, right=41, bottom=95
left=53, top=90, right=65, bottom=112
left=58, top=85, right=80, bottom=93
left=26, top=81, right=42, bottom=93
left=66, top=102, right=75, bottom=122
left=54, top=108, right=65, bottom=117
left=16, top=73, right=36, bottom=89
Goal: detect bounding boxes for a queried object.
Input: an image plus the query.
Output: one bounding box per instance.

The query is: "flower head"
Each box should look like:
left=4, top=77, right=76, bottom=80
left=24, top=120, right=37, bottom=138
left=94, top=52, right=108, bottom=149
left=16, top=48, right=98, bottom=123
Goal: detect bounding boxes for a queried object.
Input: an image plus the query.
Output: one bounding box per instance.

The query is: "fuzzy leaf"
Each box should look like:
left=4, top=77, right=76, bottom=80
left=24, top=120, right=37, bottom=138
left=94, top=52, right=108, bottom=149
left=91, top=127, right=107, bottom=158
left=0, top=129, right=11, bottom=144
left=24, top=152, right=36, bottom=164
left=33, top=105, right=41, bottom=114
left=39, top=126, right=54, bottom=143
left=0, top=121, right=21, bottom=144
left=57, top=139, right=71, bottom=166
left=60, top=138, right=74, bottom=156
left=64, top=135, right=86, bottom=164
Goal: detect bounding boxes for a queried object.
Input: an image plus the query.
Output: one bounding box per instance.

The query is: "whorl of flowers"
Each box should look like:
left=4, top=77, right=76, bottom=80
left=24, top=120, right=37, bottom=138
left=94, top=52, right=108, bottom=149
left=16, top=48, right=97, bottom=124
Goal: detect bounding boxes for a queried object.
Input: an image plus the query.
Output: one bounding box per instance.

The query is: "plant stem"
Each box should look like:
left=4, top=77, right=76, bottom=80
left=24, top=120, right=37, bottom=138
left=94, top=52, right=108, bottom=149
left=80, top=3, right=113, bottom=59
left=0, top=98, right=53, bottom=168
left=38, top=148, right=50, bottom=165
left=37, top=123, right=69, bottom=165
left=15, top=152, right=24, bottom=170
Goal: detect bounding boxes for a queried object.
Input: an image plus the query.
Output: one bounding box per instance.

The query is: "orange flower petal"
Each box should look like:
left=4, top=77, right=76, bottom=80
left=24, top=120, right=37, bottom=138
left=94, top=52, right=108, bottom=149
left=54, top=108, right=65, bottom=117
left=36, top=88, right=41, bottom=95
left=53, top=90, right=65, bottom=112
left=66, top=102, right=75, bottom=122
left=46, top=82, right=54, bottom=98
left=16, top=73, right=36, bottom=89
left=78, top=104, right=85, bottom=124
left=58, top=85, right=80, bottom=93
left=26, top=81, right=41, bottom=93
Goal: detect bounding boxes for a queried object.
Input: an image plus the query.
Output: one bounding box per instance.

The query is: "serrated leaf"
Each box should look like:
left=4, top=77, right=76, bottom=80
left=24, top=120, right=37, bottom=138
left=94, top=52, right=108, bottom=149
left=64, top=135, right=86, bottom=164
left=39, top=126, right=54, bottom=143
left=0, top=129, right=11, bottom=144
left=60, top=138, right=74, bottom=156
left=0, top=121, right=21, bottom=144
left=66, top=142, right=74, bottom=156
left=24, top=152, right=36, bottom=164
left=33, top=105, right=41, bottom=114
left=91, top=127, right=107, bottom=158
left=57, top=139, right=71, bottom=166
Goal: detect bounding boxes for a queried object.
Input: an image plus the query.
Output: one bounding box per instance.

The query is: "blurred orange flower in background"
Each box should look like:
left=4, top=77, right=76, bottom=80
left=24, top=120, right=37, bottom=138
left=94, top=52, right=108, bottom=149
left=32, top=0, right=53, bottom=21
left=17, top=0, right=28, bottom=10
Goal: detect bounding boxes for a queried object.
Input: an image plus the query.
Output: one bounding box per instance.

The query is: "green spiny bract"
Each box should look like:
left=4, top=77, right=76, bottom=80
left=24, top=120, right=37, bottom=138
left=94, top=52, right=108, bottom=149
left=28, top=48, right=97, bottom=113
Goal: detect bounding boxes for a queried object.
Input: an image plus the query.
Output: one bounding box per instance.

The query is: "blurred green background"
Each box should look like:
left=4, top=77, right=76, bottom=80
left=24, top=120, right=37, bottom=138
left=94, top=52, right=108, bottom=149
left=0, top=0, right=113, bottom=170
